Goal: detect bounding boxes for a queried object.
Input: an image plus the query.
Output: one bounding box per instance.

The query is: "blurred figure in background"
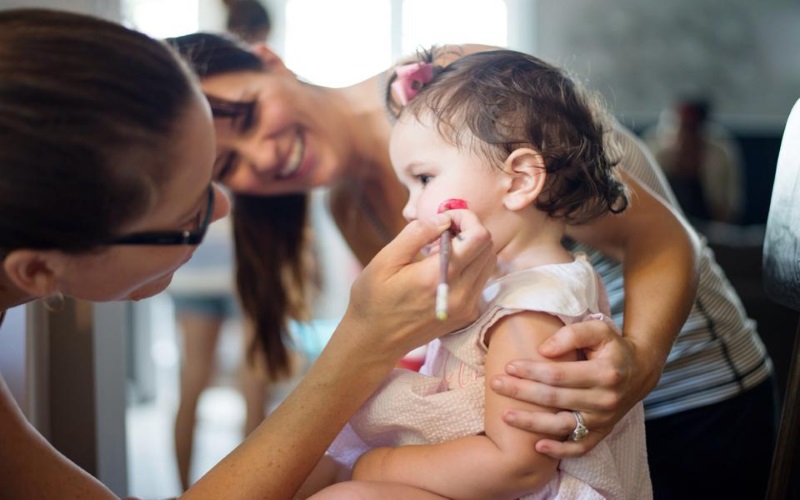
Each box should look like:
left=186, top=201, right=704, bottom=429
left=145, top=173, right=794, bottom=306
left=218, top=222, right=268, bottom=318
left=170, top=1, right=274, bottom=490
left=224, top=0, right=272, bottom=44
left=643, top=97, right=745, bottom=226
left=169, top=213, right=270, bottom=491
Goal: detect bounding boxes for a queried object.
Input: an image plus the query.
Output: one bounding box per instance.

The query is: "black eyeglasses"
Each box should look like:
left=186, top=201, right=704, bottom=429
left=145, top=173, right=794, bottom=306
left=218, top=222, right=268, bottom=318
left=107, top=185, right=215, bottom=246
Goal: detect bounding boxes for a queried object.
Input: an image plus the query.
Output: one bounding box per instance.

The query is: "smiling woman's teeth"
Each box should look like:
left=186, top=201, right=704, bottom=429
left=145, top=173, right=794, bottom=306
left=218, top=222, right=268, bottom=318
left=279, top=132, right=305, bottom=178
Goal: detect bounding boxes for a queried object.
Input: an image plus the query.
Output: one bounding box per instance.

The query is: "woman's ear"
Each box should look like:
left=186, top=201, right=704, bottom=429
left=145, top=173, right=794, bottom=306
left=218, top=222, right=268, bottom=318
left=2, top=250, right=63, bottom=297
left=250, top=43, right=291, bottom=74
left=503, top=148, right=546, bottom=211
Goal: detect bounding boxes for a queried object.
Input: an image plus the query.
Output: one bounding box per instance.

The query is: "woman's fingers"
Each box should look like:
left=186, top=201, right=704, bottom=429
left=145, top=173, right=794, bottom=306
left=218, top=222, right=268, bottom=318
left=537, top=318, right=620, bottom=358
left=495, top=409, right=613, bottom=458
left=491, top=359, right=622, bottom=407
left=346, top=211, right=493, bottom=358
left=446, top=210, right=493, bottom=273
left=441, top=210, right=495, bottom=323
left=489, top=319, right=645, bottom=457
left=372, top=213, right=453, bottom=270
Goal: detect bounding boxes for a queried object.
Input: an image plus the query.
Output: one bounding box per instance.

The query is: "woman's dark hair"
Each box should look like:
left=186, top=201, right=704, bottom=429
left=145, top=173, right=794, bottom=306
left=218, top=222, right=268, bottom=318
left=388, top=49, right=628, bottom=224
left=170, top=33, right=310, bottom=380
left=0, top=9, right=194, bottom=256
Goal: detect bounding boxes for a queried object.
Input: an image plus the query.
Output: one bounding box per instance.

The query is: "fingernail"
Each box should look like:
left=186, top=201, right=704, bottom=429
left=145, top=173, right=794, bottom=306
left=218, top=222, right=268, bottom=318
left=490, top=377, right=503, bottom=390
left=503, top=412, right=517, bottom=424
left=506, top=363, right=518, bottom=375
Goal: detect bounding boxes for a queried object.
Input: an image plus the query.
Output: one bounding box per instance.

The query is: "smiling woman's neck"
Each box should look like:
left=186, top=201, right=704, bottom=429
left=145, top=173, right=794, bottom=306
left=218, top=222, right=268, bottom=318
left=332, top=75, right=393, bottom=180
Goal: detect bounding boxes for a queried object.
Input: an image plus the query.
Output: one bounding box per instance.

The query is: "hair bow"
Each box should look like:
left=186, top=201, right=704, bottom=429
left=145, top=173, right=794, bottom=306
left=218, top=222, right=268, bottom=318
left=391, top=62, right=434, bottom=106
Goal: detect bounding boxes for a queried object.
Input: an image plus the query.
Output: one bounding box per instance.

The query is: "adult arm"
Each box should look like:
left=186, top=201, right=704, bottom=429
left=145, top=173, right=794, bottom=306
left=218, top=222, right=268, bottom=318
left=350, top=312, right=571, bottom=499
left=184, top=211, right=494, bottom=499
left=492, top=170, right=700, bottom=458
left=0, top=212, right=491, bottom=499
left=0, top=376, right=119, bottom=499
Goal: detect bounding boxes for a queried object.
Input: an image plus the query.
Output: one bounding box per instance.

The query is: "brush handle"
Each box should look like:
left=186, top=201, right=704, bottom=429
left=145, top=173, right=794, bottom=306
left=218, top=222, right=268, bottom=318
left=435, top=198, right=467, bottom=321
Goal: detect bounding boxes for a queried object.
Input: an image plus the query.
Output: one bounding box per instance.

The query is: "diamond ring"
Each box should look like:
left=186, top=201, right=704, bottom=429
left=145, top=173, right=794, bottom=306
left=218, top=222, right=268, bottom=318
left=569, top=411, right=589, bottom=441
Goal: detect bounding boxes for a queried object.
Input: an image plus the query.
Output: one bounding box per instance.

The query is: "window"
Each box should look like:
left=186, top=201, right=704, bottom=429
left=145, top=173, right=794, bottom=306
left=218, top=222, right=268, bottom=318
left=285, top=0, right=391, bottom=87
left=401, top=0, right=507, bottom=54
left=284, top=0, right=509, bottom=87
left=124, top=0, right=199, bottom=38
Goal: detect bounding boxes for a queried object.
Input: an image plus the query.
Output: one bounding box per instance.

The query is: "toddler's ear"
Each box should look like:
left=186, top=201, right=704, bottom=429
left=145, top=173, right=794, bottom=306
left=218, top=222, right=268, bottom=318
left=503, top=148, right=546, bottom=211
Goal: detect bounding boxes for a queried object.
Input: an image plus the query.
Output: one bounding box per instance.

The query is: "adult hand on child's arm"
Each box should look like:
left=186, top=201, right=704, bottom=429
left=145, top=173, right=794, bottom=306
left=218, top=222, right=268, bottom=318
left=491, top=172, right=700, bottom=458
left=491, top=320, right=642, bottom=456
left=346, top=209, right=495, bottom=359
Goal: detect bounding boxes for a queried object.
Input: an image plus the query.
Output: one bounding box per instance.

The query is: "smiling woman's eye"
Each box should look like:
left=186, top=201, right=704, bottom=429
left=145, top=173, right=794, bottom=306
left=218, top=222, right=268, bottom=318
left=233, top=102, right=257, bottom=132
left=214, top=151, right=237, bottom=181
left=208, top=95, right=257, bottom=134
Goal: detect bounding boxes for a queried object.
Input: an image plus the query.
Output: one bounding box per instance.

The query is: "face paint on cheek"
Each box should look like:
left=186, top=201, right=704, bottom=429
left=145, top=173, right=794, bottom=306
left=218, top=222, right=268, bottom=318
left=437, top=198, right=469, bottom=213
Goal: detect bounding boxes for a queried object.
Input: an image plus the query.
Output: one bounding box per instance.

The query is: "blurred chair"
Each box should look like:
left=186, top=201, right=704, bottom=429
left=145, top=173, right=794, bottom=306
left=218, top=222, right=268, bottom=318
left=764, top=97, right=800, bottom=500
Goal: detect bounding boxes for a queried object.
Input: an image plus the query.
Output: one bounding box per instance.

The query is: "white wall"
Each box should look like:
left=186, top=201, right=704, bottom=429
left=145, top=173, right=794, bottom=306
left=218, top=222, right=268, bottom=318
left=535, top=0, right=800, bottom=129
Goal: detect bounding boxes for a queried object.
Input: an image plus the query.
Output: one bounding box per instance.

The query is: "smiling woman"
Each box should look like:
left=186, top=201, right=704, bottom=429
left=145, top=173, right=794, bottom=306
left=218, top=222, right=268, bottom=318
left=170, top=32, right=410, bottom=383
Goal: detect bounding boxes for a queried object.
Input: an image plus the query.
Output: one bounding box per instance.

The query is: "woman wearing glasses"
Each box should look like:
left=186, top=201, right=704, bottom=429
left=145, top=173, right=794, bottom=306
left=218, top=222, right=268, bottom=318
left=0, top=9, right=494, bottom=499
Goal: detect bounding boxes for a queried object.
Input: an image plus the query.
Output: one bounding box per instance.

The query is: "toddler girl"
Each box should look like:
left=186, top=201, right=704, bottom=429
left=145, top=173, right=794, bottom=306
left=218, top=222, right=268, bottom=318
left=312, top=48, right=651, bottom=500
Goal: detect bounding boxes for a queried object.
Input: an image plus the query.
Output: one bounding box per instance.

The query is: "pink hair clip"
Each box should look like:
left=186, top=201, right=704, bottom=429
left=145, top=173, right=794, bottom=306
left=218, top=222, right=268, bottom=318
left=391, top=62, right=434, bottom=106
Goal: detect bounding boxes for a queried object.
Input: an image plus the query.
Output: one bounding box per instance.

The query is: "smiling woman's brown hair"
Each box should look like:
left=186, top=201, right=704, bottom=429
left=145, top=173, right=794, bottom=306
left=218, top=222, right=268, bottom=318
left=170, top=32, right=312, bottom=379
left=0, top=8, right=195, bottom=257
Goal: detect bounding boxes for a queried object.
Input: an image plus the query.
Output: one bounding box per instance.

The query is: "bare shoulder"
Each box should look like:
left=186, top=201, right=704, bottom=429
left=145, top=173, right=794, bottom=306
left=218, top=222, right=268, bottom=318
left=486, top=310, right=566, bottom=358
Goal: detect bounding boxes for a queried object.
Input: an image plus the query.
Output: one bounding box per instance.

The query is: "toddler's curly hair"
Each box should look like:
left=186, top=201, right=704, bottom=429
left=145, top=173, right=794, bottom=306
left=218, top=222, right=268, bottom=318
left=387, top=48, right=628, bottom=224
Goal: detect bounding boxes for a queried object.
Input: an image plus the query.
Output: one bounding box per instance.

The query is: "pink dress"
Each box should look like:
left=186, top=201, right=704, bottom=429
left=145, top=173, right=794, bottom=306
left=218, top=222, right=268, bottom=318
left=329, top=256, right=652, bottom=499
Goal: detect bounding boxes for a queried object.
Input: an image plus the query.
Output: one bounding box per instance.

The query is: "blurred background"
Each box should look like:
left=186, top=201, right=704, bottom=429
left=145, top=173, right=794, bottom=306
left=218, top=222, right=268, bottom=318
left=0, top=0, right=797, bottom=498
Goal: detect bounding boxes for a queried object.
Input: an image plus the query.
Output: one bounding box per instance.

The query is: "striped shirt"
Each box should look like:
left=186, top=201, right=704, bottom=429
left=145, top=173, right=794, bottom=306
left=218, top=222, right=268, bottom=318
left=568, top=123, right=773, bottom=420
